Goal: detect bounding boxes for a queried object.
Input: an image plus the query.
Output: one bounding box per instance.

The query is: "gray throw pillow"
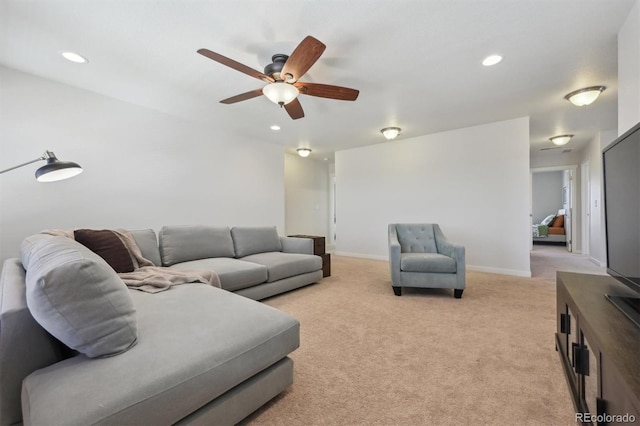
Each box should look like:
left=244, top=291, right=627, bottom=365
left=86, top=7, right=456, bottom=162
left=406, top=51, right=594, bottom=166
left=159, top=225, right=235, bottom=266
left=22, top=236, right=138, bottom=358
left=129, top=228, right=162, bottom=266
left=231, top=226, right=282, bottom=258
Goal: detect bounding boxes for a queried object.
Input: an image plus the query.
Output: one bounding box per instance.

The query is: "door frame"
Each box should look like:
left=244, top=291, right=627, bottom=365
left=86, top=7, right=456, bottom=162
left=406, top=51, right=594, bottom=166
left=328, top=172, right=336, bottom=250
left=581, top=161, right=590, bottom=256
left=531, top=165, right=579, bottom=253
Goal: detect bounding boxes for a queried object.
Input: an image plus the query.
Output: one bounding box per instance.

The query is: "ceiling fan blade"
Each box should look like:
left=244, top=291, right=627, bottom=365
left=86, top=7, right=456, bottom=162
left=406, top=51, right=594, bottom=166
left=284, top=98, right=305, bottom=120
left=220, top=89, right=264, bottom=104
left=280, top=36, right=326, bottom=83
left=197, top=48, right=274, bottom=83
left=295, top=82, right=359, bottom=101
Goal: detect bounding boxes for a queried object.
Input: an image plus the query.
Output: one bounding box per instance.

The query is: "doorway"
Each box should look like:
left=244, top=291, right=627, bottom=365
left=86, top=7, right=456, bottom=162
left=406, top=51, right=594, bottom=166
left=531, top=165, right=577, bottom=253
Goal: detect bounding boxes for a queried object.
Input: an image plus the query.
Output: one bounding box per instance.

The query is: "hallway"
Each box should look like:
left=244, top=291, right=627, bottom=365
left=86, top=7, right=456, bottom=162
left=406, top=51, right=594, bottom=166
left=530, top=244, right=606, bottom=279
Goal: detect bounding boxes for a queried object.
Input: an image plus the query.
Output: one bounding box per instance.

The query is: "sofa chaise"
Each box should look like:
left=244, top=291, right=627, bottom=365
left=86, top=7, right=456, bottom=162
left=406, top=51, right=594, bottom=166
left=0, top=225, right=323, bottom=425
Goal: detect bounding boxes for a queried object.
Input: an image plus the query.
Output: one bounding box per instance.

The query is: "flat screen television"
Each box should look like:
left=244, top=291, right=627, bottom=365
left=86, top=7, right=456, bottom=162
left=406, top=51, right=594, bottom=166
left=602, top=121, right=640, bottom=328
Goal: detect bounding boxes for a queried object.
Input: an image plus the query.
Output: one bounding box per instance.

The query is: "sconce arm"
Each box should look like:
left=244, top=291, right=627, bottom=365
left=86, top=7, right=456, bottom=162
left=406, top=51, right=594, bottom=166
left=0, top=155, right=47, bottom=175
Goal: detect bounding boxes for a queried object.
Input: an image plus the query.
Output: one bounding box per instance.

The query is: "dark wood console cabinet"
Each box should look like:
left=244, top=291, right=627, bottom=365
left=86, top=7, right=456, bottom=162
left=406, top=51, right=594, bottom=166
left=288, top=235, right=330, bottom=277
left=556, top=272, right=640, bottom=424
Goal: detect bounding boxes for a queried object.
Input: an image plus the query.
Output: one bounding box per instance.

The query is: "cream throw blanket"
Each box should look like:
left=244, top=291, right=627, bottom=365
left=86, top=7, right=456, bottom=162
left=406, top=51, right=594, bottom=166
left=42, top=229, right=221, bottom=293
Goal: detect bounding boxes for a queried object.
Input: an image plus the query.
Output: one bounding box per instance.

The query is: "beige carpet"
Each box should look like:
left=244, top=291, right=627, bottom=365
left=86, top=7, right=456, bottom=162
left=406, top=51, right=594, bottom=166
left=243, top=253, right=582, bottom=426
left=530, top=244, right=606, bottom=279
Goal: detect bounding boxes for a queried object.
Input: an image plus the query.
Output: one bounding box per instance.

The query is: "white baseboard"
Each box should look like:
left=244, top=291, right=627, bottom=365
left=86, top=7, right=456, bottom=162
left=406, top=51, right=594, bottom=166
left=333, top=252, right=532, bottom=277
left=333, top=251, right=388, bottom=261
left=466, top=264, right=532, bottom=278
left=589, top=257, right=605, bottom=267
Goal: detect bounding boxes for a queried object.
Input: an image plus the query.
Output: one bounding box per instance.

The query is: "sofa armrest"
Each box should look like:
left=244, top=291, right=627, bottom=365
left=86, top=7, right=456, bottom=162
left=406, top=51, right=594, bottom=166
left=388, top=224, right=401, bottom=286
left=280, top=237, right=313, bottom=255
left=433, top=225, right=456, bottom=257
left=434, top=225, right=466, bottom=287
left=435, top=234, right=465, bottom=263
left=453, top=244, right=466, bottom=288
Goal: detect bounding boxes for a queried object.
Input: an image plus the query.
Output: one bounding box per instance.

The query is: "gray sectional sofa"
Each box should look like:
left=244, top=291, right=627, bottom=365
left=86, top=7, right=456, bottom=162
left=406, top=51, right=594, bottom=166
left=0, top=225, right=323, bottom=425
left=156, top=225, right=323, bottom=300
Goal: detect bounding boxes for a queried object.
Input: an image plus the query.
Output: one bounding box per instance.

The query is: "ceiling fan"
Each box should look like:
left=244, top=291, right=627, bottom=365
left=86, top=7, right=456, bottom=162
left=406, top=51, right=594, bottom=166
left=197, top=36, right=359, bottom=120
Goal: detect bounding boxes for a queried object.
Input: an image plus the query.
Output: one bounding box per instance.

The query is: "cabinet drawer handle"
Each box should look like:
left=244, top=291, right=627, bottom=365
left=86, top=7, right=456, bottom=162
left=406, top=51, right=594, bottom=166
left=560, top=313, right=571, bottom=334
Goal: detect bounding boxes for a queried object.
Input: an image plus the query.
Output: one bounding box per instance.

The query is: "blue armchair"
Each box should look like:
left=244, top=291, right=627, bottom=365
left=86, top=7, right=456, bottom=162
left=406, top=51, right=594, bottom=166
left=388, top=223, right=465, bottom=298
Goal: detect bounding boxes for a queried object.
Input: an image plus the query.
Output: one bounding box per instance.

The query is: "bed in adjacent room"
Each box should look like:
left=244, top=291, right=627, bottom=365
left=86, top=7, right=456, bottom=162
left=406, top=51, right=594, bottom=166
left=532, top=212, right=566, bottom=243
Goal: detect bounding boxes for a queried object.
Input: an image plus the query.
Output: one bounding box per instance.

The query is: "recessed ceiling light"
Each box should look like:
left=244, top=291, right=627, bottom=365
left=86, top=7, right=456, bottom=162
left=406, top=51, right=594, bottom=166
left=270, top=125, right=281, bottom=131
left=482, top=54, right=502, bottom=66
left=61, top=51, right=88, bottom=64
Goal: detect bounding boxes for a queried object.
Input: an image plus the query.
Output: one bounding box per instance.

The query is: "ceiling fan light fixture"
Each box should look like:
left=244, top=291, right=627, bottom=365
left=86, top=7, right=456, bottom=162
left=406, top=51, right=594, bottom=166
left=550, top=134, right=573, bottom=146
left=564, top=86, right=606, bottom=106
left=297, top=148, right=312, bottom=158
left=263, top=82, right=299, bottom=106
left=381, top=127, right=401, bottom=140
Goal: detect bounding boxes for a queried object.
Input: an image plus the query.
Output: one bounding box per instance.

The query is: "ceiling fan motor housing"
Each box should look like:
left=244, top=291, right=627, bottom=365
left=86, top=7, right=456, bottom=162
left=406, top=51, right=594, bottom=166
left=197, top=36, right=358, bottom=120
left=264, top=54, right=289, bottom=79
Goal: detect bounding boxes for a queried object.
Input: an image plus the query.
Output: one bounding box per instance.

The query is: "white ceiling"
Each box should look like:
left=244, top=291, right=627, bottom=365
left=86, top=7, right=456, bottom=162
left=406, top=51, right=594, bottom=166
left=0, top=0, right=634, bottom=161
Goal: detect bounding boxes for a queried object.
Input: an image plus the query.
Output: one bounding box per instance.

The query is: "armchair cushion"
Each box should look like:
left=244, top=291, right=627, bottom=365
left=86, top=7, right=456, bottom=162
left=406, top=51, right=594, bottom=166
left=400, top=253, right=456, bottom=273
left=395, top=224, right=438, bottom=253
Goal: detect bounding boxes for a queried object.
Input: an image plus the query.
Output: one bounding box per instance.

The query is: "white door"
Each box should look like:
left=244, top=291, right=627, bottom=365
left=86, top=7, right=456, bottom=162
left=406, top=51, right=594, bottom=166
left=563, top=170, right=572, bottom=252
left=328, top=174, right=336, bottom=249
left=529, top=172, right=533, bottom=251
left=581, top=161, right=590, bottom=255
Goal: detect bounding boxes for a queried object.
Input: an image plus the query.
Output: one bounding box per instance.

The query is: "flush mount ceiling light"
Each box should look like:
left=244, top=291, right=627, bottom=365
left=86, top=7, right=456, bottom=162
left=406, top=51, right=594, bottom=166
left=297, top=148, right=312, bottom=158
left=60, top=51, right=88, bottom=64
left=270, top=125, right=281, bottom=131
left=263, top=82, right=299, bottom=106
left=482, top=54, right=503, bottom=66
left=564, top=86, right=606, bottom=106
left=550, top=134, right=574, bottom=146
left=381, top=127, right=401, bottom=140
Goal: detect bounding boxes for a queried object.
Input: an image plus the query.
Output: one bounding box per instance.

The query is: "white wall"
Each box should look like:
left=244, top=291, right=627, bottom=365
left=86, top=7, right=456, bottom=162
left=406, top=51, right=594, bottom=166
left=530, top=150, right=582, bottom=169
left=618, top=0, right=640, bottom=135
left=0, top=67, right=285, bottom=262
left=532, top=171, right=563, bottom=223
left=335, top=117, right=531, bottom=277
left=581, top=130, right=617, bottom=266
left=284, top=153, right=330, bottom=237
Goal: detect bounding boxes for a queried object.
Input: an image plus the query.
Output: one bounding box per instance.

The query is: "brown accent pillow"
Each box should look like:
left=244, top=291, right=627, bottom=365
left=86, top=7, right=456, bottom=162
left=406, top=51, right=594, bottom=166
left=74, top=229, right=135, bottom=273
left=548, top=227, right=565, bottom=235
left=551, top=215, right=565, bottom=228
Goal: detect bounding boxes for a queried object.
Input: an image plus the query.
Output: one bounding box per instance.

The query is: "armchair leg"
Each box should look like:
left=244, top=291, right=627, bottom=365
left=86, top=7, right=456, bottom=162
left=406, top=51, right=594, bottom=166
left=454, top=289, right=463, bottom=299
left=392, top=286, right=402, bottom=296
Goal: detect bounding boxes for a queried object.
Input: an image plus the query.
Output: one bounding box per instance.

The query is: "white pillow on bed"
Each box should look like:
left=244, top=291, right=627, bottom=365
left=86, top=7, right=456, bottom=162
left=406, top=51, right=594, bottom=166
left=541, top=214, right=556, bottom=226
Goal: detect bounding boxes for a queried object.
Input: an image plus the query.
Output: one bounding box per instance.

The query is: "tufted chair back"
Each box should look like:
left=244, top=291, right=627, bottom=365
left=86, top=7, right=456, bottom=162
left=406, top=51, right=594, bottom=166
left=395, top=224, right=438, bottom=253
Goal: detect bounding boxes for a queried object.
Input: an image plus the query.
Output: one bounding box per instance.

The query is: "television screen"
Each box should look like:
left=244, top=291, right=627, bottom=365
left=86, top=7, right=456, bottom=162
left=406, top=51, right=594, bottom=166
left=603, top=122, right=640, bottom=292
left=603, top=122, right=640, bottom=327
